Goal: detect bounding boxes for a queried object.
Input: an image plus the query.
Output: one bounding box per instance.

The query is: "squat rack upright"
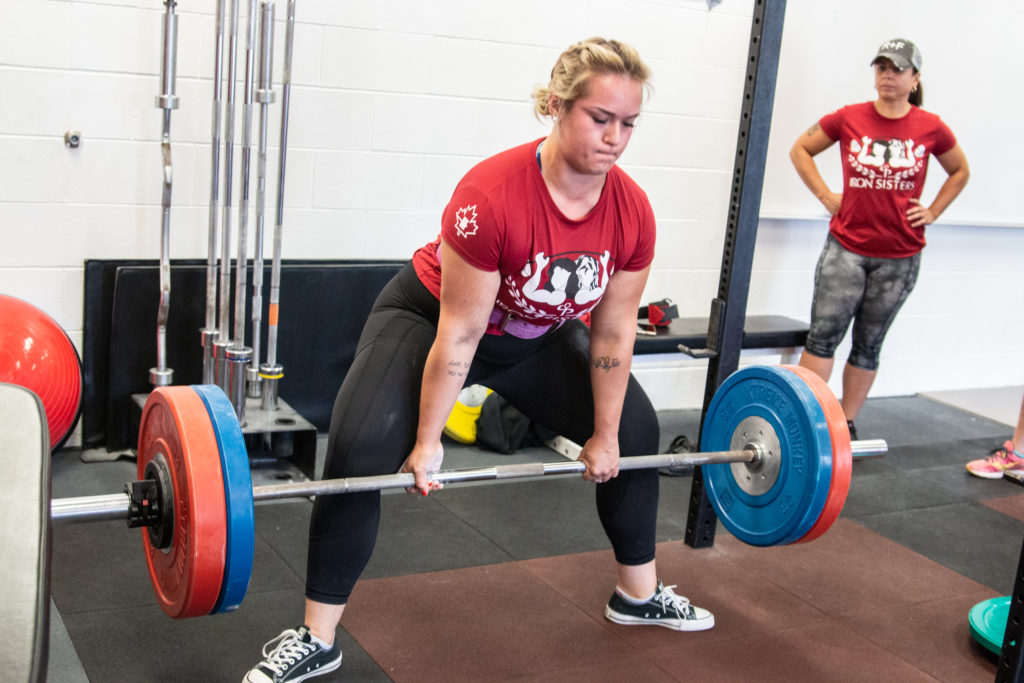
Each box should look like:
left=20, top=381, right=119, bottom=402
left=684, top=0, right=788, bottom=549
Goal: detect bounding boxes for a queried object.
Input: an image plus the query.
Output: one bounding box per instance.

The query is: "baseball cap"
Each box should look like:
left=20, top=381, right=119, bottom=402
left=871, top=38, right=922, bottom=72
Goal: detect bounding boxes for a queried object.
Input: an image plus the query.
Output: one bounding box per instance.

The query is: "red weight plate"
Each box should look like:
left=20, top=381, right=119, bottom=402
left=137, top=387, right=227, bottom=618
left=782, top=365, right=853, bottom=543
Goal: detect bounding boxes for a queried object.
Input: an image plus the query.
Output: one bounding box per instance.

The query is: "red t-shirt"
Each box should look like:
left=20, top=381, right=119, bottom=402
left=412, top=138, right=656, bottom=325
left=819, top=102, right=956, bottom=257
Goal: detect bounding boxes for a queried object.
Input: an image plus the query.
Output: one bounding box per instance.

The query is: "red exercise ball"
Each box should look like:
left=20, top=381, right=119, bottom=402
left=0, top=294, right=83, bottom=451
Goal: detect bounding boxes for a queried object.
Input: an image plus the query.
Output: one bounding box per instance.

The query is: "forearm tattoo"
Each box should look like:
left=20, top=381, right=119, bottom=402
left=592, top=356, right=621, bottom=372
left=446, top=360, right=470, bottom=378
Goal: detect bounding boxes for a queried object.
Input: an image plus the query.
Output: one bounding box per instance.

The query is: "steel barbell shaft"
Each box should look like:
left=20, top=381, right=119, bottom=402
left=49, top=450, right=749, bottom=522
left=49, top=439, right=887, bottom=524
left=256, top=439, right=889, bottom=499
left=51, top=493, right=134, bottom=524
left=251, top=449, right=758, bottom=501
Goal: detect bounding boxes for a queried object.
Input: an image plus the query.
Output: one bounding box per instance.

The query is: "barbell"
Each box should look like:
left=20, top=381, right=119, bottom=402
left=49, top=364, right=885, bottom=619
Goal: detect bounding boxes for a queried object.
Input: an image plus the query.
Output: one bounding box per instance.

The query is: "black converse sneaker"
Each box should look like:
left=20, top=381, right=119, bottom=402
left=244, top=626, right=342, bottom=682
left=604, top=581, right=714, bottom=632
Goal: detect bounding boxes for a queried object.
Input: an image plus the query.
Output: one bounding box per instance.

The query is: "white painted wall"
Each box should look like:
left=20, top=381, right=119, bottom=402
left=1, top=0, right=1021, bottom=447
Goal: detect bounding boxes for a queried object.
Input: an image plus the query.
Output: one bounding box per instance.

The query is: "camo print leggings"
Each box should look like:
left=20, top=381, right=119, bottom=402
left=804, top=234, right=920, bottom=371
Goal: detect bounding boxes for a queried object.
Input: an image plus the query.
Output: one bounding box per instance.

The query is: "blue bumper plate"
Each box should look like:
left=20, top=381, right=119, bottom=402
left=192, top=384, right=255, bottom=614
left=701, top=365, right=832, bottom=546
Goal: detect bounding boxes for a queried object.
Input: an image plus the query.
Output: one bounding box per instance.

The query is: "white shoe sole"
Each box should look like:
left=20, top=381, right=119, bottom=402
left=293, top=654, right=342, bottom=683
left=604, top=606, right=715, bottom=632
left=243, top=652, right=342, bottom=683
left=967, top=467, right=1010, bottom=479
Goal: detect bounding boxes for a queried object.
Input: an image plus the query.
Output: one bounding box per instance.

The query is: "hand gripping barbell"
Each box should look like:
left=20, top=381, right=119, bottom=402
left=49, top=365, right=885, bottom=619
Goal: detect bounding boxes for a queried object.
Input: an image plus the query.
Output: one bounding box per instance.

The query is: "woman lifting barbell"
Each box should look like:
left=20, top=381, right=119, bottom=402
left=244, top=36, right=714, bottom=683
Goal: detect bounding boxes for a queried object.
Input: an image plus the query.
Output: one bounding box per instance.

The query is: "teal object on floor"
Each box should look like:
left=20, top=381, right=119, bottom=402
left=969, top=596, right=1011, bottom=655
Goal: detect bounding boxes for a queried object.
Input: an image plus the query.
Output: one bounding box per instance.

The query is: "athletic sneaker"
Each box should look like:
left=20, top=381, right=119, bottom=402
left=966, top=441, right=1024, bottom=480
left=846, top=420, right=858, bottom=441
left=604, top=581, right=714, bottom=631
left=244, top=626, right=342, bottom=683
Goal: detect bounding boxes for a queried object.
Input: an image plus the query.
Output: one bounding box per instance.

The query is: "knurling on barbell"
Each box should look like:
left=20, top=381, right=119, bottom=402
left=49, top=367, right=886, bottom=619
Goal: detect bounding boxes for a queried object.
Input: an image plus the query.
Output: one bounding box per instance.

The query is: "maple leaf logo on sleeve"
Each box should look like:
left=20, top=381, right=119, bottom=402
left=454, top=205, right=480, bottom=238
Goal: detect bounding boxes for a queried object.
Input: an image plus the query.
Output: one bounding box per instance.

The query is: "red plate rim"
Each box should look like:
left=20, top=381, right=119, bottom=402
left=782, top=365, right=853, bottom=543
left=137, top=386, right=227, bottom=618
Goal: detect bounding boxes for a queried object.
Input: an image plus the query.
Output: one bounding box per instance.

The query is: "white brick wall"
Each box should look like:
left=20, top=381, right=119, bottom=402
left=2, top=0, right=1022, bottom=449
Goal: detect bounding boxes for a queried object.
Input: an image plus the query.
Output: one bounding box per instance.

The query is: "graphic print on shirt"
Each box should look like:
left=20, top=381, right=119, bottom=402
left=454, top=205, right=480, bottom=238
left=504, top=250, right=612, bottom=323
left=847, top=135, right=927, bottom=190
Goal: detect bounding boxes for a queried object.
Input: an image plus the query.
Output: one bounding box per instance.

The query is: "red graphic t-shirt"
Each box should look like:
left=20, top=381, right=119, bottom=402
left=819, top=102, right=956, bottom=257
left=412, top=138, right=656, bottom=325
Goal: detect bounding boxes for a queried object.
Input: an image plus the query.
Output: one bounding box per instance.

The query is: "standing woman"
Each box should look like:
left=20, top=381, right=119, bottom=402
left=245, top=37, right=713, bottom=683
left=790, top=38, right=969, bottom=438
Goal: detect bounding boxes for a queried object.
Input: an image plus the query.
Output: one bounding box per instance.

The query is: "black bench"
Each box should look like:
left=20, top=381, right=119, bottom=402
left=633, top=315, right=809, bottom=356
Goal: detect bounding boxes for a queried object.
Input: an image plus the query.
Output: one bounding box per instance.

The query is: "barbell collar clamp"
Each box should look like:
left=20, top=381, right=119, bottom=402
left=125, top=480, right=162, bottom=529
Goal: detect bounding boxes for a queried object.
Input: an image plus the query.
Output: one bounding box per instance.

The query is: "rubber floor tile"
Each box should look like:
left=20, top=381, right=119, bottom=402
left=981, top=492, right=1024, bottom=522
left=506, top=657, right=680, bottom=682
left=856, top=503, right=1024, bottom=594
left=368, top=491, right=515, bottom=577
left=711, top=519, right=990, bottom=618
left=842, top=463, right=970, bottom=518
left=858, top=397, right=1009, bottom=448
left=61, top=589, right=388, bottom=683
left=521, top=543, right=828, bottom=650
left=50, top=520, right=157, bottom=615
left=434, top=478, right=616, bottom=559
left=840, top=589, right=999, bottom=682
left=343, top=562, right=637, bottom=682
left=648, top=618, right=937, bottom=682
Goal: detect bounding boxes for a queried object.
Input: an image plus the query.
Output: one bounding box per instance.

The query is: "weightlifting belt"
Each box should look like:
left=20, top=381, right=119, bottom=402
left=484, top=307, right=553, bottom=339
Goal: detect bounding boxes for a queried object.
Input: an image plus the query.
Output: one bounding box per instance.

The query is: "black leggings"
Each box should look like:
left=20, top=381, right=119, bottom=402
left=305, top=264, right=661, bottom=604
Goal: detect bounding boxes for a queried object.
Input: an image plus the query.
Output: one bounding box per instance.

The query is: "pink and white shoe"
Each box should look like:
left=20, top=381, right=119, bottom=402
left=967, top=441, right=1024, bottom=479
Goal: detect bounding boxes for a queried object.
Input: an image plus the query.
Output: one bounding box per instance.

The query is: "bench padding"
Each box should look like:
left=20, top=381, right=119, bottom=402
left=0, top=383, right=51, bottom=683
